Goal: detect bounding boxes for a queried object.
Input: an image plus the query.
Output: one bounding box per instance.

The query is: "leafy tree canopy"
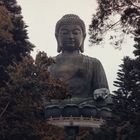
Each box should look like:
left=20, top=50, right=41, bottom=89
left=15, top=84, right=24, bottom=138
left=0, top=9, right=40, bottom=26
left=0, top=52, right=69, bottom=140
left=89, top=0, right=140, bottom=48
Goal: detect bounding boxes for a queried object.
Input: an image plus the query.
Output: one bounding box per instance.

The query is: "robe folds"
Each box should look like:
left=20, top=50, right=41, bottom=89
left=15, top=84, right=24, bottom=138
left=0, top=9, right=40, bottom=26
left=49, top=53, right=109, bottom=98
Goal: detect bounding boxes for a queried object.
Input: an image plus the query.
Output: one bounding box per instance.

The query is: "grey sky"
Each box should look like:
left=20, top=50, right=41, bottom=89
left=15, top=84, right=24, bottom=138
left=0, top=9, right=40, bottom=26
left=17, top=0, right=135, bottom=92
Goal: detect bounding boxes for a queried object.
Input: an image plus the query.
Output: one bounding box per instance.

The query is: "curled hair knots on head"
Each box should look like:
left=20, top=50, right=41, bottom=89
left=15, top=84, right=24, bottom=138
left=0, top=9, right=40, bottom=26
left=55, top=14, right=86, bottom=35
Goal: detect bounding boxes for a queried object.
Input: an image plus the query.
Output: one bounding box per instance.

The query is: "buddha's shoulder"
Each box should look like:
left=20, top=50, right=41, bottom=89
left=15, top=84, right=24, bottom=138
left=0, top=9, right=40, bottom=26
left=52, top=54, right=101, bottom=64
left=51, top=54, right=60, bottom=61
left=81, top=54, right=101, bottom=64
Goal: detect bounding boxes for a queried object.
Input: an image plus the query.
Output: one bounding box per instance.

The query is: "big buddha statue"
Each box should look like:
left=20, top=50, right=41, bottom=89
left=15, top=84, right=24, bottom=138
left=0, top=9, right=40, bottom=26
left=46, top=14, right=112, bottom=119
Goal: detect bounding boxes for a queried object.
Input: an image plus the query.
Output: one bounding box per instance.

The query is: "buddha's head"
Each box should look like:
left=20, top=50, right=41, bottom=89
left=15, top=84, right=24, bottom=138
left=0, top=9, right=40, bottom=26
left=55, top=14, right=86, bottom=53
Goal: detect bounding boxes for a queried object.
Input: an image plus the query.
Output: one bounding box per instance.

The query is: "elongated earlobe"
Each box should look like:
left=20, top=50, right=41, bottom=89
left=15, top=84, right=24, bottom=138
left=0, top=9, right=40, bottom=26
left=80, top=43, right=84, bottom=53
left=57, top=45, right=62, bottom=53
left=56, top=34, right=62, bottom=53
left=80, top=34, right=86, bottom=53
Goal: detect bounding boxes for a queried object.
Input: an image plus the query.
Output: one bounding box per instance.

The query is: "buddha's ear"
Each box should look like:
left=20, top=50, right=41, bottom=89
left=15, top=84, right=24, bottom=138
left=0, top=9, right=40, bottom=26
left=80, top=33, right=86, bottom=53
left=57, top=45, right=62, bottom=53
left=55, top=33, right=62, bottom=53
left=80, top=44, right=84, bottom=53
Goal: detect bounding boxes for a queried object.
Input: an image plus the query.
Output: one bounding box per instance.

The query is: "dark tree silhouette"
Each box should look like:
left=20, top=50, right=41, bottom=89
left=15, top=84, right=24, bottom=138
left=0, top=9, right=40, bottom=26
left=89, top=1, right=140, bottom=139
left=0, top=0, right=34, bottom=86
left=0, top=52, right=69, bottom=140
left=89, top=0, right=140, bottom=47
left=0, top=1, right=68, bottom=139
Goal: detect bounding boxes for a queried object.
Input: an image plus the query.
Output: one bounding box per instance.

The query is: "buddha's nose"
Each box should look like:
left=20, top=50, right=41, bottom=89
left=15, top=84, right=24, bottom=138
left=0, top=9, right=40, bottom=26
left=69, top=32, right=74, bottom=38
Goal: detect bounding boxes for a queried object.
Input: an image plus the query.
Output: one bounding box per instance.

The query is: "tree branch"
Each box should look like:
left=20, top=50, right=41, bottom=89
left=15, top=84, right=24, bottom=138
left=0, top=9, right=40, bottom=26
left=103, top=20, right=121, bottom=33
left=0, top=101, right=10, bottom=119
left=129, top=0, right=140, bottom=9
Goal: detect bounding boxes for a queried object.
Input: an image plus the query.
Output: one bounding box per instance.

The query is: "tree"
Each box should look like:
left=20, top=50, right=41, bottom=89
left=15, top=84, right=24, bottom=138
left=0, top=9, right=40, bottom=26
left=0, top=3, right=13, bottom=42
left=0, top=0, right=34, bottom=86
left=113, top=57, right=137, bottom=119
left=89, top=0, right=140, bottom=47
left=0, top=52, right=69, bottom=140
left=89, top=1, right=140, bottom=139
left=112, top=56, right=140, bottom=140
left=0, top=1, right=70, bottom=139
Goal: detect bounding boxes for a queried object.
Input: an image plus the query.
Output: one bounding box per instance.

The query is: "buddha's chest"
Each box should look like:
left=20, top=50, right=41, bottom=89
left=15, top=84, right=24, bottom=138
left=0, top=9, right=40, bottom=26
left=50, top=57, right=87, bottom=81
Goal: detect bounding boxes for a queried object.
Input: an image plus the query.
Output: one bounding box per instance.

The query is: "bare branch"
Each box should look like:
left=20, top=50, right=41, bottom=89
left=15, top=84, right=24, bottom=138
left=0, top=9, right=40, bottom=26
left=0, top=101, right=10, bottom=119
left=129, top=0, right=140, bottom=9
left=103, top=20, right=121, bottom=33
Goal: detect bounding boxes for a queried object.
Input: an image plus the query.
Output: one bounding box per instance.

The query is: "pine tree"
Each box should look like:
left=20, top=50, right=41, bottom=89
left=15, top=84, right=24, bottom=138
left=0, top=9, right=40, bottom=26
left=113, top=57, right=140, bottom=139
left=89, top=1, right=140, bottom=139
left=0, top=0, right=34, bottom=86
left=132, top=25, right=140, bottom=113
left=112, top=36, right=140, bottom=140
left=113, top=56, right=137, bottom=120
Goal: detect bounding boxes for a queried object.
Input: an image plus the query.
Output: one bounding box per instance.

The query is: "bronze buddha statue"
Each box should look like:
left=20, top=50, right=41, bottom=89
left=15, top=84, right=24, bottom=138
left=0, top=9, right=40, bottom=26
left=49, top=14, right=109, bottom=100
left=46, top=14, right=112, bottom=119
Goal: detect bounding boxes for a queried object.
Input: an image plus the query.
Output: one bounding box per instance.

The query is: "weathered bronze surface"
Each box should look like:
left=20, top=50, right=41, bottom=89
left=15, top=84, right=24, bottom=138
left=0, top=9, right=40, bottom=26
left=49, top=14, right=109, bottom=99
left=47, top=14, right=112, bottom=119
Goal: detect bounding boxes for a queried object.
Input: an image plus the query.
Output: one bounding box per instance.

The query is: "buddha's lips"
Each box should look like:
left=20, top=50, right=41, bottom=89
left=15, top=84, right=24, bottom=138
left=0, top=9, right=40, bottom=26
left=64, top=41, right=75, bottom=44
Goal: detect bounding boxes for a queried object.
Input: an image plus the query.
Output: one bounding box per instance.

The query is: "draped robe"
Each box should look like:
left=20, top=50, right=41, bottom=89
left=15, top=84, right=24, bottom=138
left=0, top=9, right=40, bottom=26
left=49, top=53, right=109, bottom=99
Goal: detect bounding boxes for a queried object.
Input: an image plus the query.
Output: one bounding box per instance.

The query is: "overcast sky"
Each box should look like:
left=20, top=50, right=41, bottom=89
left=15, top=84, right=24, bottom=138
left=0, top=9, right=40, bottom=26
left=17, top=0, right=135, bottom=92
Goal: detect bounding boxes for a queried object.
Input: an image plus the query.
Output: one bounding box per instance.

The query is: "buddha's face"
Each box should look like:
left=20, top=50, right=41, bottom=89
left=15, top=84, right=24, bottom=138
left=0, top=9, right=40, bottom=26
left=56, top=24, right=85, bottom=52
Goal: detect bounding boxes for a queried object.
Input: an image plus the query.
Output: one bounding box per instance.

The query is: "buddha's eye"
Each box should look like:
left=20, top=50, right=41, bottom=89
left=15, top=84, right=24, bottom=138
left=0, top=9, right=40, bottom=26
left=60, top=29, right=68, bottom=35
left=72, top=29, right=81, bottom=35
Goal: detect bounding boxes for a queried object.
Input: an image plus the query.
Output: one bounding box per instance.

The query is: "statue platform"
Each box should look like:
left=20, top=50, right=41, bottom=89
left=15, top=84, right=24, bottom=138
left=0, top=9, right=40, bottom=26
left=47, top=116, right=105, bottom=128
